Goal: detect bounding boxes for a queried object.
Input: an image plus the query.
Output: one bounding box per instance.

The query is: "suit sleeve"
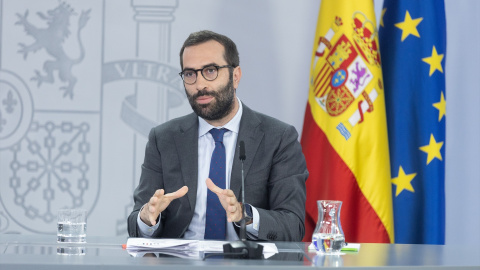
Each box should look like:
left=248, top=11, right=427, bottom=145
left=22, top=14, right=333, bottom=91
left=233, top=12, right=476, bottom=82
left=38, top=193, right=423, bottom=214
left=127, top=128, right=165, bottom=237
left=256, top=125, right=308, bottom=241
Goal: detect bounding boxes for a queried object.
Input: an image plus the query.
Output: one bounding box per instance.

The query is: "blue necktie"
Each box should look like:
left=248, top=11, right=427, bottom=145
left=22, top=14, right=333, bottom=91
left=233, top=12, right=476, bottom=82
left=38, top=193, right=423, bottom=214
left=204, top=128, right=227, bottom=240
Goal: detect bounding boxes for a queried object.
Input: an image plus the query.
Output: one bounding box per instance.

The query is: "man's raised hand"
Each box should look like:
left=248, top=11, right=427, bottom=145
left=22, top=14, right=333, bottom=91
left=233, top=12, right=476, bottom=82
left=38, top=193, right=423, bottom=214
left=206, top=178, right=243, bottom=223
left=140, top=186, right=188, bottom=226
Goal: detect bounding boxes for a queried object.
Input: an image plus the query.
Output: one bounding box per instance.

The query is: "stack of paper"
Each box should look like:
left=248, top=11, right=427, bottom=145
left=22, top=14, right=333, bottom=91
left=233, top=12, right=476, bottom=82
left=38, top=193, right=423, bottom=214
left=126, top=238, right=200, bottom=258
left=126, top=238, right=278, bottom=259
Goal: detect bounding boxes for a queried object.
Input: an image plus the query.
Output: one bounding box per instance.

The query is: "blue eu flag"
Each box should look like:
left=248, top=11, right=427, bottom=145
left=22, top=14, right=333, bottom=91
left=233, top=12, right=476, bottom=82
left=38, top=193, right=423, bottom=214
left=379, top=0, right=446, bottom=244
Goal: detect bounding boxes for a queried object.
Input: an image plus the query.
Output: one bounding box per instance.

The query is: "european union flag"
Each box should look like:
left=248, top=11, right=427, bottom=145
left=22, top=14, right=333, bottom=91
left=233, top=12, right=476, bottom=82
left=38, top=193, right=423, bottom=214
left=380, top=0, right=446, bottom=244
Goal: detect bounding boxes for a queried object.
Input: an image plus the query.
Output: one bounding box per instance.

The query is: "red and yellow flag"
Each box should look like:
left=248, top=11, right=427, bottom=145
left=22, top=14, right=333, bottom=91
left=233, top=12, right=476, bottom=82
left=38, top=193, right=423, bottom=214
left=302, top=0, right=394, bottom=243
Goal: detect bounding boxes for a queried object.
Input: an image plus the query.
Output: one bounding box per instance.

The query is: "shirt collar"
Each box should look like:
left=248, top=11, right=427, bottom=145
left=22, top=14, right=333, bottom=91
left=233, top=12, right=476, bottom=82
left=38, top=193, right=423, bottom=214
left=198, top=97, right=243, bottom=137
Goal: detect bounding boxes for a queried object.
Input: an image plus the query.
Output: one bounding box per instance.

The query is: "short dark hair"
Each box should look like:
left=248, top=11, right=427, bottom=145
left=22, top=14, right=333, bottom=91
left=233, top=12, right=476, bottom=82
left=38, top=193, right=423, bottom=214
left=179, top=30, right=240, bottom=70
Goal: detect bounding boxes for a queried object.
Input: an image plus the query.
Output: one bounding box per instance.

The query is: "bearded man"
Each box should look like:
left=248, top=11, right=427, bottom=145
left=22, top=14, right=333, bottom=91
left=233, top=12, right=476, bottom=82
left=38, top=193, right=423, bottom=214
left=127, top=30, right=308, bottom=241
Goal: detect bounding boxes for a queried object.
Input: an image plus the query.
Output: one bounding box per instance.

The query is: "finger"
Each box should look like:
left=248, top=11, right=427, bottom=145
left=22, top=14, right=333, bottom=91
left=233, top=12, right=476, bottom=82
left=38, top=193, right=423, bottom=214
left=230, top=206, right=243, bottom=223
left=153, top=189, right=165, bottom=198
left=227, top=204, right=238, bottom=213
left=145, top=205, right=157, bottom=226
left=148, top=190, right=165, bottom=226
left=147, top=203, right=158, bottom=226
left=164, top=186, right=188, bottom=200
left=224, top=189, right=235, bottom=197
left=148, top=196, right=158, bottom=212
left=227, top=211, right=242, bottom=223
left=206, top=178, right=224, bottom=194
left=226, top=195, right=238, bottom=206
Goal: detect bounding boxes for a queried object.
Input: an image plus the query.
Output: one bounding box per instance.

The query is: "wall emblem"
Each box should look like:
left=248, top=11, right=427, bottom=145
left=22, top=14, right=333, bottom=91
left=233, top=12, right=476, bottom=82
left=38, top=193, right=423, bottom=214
left=0, top=0, right=100, bottom=234
left=1, top=0, right=184, bottom=236
left=15, top=2, right=91, bottom=99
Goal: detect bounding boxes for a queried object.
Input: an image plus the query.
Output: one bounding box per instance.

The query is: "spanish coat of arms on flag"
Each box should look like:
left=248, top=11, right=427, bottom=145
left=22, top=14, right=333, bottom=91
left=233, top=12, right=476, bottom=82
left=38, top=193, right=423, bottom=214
left=302, top=0, right=393, bottom=243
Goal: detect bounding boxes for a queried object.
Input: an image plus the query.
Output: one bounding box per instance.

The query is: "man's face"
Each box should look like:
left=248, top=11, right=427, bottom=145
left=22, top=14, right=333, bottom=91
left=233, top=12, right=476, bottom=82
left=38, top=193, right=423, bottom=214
left=181, top=40, right=240, bottom=121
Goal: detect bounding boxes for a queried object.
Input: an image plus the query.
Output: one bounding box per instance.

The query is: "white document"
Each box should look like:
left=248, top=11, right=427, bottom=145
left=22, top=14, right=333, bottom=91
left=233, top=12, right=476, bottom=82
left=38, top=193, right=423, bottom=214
left=126, top=238, right=198, bottom=250
left=126, top=238, right=278, bottom=259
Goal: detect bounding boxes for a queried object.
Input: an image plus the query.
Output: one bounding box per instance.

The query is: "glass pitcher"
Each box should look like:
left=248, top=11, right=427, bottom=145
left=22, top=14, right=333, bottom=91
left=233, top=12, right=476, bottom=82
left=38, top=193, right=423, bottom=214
left=312, top=200, right=345, bottom=254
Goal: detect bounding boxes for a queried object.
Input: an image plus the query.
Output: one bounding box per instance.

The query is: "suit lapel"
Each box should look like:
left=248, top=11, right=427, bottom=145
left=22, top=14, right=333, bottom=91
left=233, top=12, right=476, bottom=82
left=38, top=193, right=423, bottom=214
left=174, top=113, right=199, bottom=212
left=231, top=104, right=263, bottom=199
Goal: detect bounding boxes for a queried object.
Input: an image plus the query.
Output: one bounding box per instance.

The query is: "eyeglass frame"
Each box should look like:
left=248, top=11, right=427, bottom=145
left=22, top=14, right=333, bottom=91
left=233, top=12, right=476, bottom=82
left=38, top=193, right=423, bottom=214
left=178, top=65, right=234, bottom=85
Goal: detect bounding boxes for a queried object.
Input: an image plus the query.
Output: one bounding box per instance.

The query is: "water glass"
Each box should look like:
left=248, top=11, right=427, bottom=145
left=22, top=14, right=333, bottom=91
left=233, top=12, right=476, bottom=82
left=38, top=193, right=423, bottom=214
left=57, top=209, right=87, bottom=243
left=312, top=200, right=345, bottom=254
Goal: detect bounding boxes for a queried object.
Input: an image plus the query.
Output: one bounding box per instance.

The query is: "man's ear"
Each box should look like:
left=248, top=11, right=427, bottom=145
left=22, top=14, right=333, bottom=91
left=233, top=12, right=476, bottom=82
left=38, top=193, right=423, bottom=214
left=233, top=66, right=242, bottom=89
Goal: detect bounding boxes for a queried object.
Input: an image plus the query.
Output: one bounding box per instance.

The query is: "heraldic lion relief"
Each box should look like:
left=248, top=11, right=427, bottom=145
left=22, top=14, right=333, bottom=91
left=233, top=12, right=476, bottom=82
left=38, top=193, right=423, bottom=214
left=15, top=2, right=91, bottom=99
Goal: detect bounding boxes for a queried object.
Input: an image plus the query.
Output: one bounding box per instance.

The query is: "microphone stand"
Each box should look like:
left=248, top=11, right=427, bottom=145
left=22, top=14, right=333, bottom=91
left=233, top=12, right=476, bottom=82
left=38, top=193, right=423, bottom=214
left=240, top=160, right=247, bottom=241
left=222, top=142, right=263, bottom=259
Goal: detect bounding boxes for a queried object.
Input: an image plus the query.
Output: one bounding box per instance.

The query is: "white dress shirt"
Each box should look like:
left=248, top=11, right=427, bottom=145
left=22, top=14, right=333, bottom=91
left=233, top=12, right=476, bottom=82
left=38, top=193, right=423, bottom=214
left=137, top=98, right=260, bottom=240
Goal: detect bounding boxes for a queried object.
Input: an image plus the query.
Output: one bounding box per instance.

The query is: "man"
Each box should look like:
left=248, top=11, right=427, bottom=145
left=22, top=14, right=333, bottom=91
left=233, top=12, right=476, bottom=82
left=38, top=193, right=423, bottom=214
left=127, top=30, right=308, bottom=241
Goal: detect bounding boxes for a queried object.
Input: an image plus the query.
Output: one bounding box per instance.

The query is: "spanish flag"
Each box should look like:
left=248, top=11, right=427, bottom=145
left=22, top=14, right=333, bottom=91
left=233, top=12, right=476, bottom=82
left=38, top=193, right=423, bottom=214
left=302, top=0, right=394, bottom=243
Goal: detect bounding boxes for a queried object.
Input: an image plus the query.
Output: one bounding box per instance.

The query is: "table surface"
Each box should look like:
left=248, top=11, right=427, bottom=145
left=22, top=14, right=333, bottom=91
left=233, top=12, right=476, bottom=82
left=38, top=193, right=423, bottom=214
left=0, top=234, right=479, bottom=270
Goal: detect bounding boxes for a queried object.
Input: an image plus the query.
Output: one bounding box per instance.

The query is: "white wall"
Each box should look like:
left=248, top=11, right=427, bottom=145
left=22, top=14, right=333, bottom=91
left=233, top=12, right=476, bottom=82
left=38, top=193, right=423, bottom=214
left=0, top=0, right=478, bottom=245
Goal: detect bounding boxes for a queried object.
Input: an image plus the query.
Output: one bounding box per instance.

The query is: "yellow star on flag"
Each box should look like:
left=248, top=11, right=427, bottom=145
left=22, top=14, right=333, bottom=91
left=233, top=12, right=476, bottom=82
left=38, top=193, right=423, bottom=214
left=395, top=10, right=423, bottom=41
left=392, top=166, right=416, bottom=197
left=381, top=8, right=387, bottom=27
left=433, top=91, right=446, bottom=121
left=419, top=134, right=444, bottom=165
left=422, top=46, right=444, bottom=76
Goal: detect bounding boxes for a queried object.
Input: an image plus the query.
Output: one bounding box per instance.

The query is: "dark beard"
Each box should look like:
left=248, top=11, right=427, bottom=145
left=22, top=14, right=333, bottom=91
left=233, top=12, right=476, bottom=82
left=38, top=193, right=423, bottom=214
left=185, top=75, right=235, bottom=121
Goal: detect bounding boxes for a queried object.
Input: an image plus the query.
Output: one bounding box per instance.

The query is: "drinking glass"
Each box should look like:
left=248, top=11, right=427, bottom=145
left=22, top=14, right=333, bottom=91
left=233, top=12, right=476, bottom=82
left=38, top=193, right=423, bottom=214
left=57, top=209, right=87, bottom=243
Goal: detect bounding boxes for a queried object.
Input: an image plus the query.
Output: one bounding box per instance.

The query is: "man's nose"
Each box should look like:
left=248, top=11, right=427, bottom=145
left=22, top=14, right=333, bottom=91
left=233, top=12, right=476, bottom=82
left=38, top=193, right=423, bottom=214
left=195, top=71, right=209, bottom=90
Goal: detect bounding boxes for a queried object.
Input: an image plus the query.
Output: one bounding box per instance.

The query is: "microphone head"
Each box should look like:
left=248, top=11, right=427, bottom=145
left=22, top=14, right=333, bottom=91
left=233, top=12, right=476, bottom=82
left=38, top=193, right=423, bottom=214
left=239, top=141, right=246, bottom=161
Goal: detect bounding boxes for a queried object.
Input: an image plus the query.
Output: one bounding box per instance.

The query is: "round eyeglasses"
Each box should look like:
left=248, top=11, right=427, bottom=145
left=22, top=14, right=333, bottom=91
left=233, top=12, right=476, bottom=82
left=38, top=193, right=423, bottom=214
left=179, top=65, right=233, bottom=85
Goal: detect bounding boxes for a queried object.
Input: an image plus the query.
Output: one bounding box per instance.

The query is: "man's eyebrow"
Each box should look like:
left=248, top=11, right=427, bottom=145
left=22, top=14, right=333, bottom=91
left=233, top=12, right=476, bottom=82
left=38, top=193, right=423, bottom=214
left=183, top=63, right=218, bottom=70
left=201, top=63, right=218, bottom=68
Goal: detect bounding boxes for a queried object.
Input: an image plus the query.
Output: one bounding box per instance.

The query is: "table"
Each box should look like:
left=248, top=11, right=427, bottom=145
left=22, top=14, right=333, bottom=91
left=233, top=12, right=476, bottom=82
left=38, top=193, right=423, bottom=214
left=0, top=234, right=479, bottom=269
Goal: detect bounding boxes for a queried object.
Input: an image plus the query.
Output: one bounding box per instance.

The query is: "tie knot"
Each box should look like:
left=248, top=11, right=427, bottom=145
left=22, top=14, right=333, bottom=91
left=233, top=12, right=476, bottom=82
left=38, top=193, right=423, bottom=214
left=209, top=128, right=227, bottom=143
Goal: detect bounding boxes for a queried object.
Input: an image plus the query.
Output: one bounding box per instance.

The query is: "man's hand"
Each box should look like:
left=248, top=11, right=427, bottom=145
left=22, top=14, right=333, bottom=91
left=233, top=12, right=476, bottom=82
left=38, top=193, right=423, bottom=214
left=206, top=178, right=243, bottom=223
left=140, top=186, right=188, bottom=226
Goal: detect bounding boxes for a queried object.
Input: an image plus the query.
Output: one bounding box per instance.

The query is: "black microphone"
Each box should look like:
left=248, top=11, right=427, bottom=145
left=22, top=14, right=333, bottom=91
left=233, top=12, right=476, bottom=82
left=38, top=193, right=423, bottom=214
left=222, top=141, right=263, bottom=260
left=239, top=141, right=246, bottom=161
left=239, top=141, right=246, bottom=241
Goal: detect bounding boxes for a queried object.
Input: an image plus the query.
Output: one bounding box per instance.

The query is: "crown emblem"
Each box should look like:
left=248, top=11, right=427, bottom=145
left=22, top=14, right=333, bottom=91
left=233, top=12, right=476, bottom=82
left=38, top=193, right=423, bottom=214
left=351, top=11, right=380, bottom=66
left=335, top=16, right=343, bottom=27
left=332, top=16, right=343, bottom=32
